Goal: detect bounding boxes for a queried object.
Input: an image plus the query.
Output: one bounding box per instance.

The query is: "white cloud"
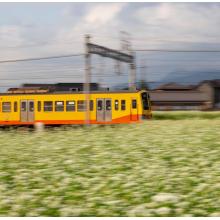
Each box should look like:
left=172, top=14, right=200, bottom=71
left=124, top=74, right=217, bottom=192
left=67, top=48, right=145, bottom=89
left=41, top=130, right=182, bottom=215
left=52, top=3, right=127, bottom=53
left=2, top=3, right=220, bottom=58
left=0, top=25, right=23, bottom=46
left=0, top=25, right=29, bottom=59
left=1, top=3, right=220, bottom=89
left=84, top=3, right=125, bottom=27
left=135, top=3, right=220, bottom=43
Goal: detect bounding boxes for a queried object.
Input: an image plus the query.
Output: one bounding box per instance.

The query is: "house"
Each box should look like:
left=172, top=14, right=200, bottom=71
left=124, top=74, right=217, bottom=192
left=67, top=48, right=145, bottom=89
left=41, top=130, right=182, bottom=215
left=155, top=82, right=196, bottom=91
left=149, top=82, right=211, bottom=110
left=197, top=80, right=220, bottom=109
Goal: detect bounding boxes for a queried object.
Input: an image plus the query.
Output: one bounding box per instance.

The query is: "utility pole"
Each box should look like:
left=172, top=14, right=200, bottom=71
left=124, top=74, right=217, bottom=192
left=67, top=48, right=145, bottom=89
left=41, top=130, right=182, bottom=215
left=139, top=58, right=148, bottom=90
left=120, top=31, right=136, bottom=91
left=120, top=31, right=130, bottom=52
left=129, top=52, right=136, bottom=91
left=84, top=35, right=91, bottom=125
left=85, top=35, right=134, bottom=95
left=98, top=56, right=104, bottom=89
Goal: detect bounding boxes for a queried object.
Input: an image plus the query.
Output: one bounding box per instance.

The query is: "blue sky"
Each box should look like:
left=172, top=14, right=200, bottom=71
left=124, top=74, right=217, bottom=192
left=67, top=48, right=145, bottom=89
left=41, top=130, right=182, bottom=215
left=1, top=2, right=220, bottom=90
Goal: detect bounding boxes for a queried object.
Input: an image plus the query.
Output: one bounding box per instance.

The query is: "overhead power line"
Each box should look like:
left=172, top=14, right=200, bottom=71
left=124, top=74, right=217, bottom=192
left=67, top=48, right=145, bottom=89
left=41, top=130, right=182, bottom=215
left=1, top=49, right=220, bottom=64
left=135, top=49, right=220, bottom=52
left=0, top=74, right=128, bottom=82
left=0, top=39, right=83, bottom=50
left=0, top=53, right=84, bottom=64
left=0, top=49, right=220, bottom=64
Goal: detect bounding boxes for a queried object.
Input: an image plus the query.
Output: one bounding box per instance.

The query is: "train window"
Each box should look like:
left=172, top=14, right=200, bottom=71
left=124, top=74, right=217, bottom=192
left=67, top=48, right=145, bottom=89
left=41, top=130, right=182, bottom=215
left=77, top=100, right=86, bottom=112
left=38, top=101, right=41, bottom=112
left=14, top=102, right=18, bottom=112
left=115, top=100, right=119, bottom=110
left=55, top=101, right=64, bottom=112
left=66, top=101, right=75, bottom=112
left=90, top=100, right=94, bottom=111
left=29, top=102, right=34, bottom=112
left=121, top=100, right=126, bottom=110
left=21, top=102, right=26, bottom=112
left=44, top=101, right=53, bottom=112
left=66, top=101, right=76, bottom=112
left=2, top=102, right=11, bottom=112
left=97, top=100, right=103, bottom=111
left=70, top=88, right=79, bottom=92
left=132, top=99, right=137, bottom=109
left=106, top=100, right=111, bottom=110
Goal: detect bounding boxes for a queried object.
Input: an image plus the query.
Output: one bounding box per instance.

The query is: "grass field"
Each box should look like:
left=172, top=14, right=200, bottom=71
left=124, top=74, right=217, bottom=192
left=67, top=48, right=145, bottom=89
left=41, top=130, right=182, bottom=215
left=0, top=111, right=220, bottom=216
left=153, top=110, right=220, bottom=120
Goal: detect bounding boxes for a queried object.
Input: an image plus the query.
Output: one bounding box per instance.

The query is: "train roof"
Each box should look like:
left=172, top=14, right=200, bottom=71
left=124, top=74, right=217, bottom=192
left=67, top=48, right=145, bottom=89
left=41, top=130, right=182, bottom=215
left=0, top=90, right=146, bottom=96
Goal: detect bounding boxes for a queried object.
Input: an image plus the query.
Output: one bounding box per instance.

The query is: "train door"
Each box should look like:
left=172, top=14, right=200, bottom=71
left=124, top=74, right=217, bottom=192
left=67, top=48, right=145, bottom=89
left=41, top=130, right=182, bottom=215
left=97, top=99, right=105, bottom=122
left=20, top=100, right=35, bottom=122
left=105, top=99, right=112, bottom=122
left=96, top=98, right=112, bottom=122
left=130, top=98, right=138, bottom=121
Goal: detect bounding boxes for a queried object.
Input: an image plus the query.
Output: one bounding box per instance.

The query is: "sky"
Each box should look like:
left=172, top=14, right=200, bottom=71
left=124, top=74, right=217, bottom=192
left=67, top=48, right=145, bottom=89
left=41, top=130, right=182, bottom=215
left=1, top=2, right=220, bottom=90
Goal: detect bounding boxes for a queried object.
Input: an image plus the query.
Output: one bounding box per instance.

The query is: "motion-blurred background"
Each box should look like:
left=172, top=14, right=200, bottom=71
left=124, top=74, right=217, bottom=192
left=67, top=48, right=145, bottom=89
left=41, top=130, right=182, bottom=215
left=1, top=3, right=220, bottom=112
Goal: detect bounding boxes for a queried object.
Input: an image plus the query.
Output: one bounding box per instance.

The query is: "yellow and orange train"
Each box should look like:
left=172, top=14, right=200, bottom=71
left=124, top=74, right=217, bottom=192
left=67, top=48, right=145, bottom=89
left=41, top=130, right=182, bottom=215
left=0, top=90, right=152, bottom=125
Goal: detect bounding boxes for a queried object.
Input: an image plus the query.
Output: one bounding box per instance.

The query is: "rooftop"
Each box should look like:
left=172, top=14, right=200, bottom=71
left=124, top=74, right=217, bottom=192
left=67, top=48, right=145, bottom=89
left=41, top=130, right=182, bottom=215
left=155, top=83, right=196, bottom=91
left=200, top=79, right=220, bottom=87
left=149, top=91, right=209, bottom=102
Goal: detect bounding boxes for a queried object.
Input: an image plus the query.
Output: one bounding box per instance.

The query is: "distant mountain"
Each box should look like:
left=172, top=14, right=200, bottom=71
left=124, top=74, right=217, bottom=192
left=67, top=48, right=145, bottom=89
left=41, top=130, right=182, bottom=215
left=108, top=70, right=220, bottom=90
left=111, top=83, right=129, bottom=90
left=161, top=70, right=220, bottom=85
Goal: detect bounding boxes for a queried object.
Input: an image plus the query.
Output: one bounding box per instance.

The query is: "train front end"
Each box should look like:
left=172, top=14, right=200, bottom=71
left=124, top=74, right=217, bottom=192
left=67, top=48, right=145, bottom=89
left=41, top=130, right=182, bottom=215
left=141, top=91, right=152, bottom=119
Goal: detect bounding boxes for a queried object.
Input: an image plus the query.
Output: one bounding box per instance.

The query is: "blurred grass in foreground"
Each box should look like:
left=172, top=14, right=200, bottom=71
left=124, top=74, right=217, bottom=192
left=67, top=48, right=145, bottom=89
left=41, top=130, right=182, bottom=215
left=0, top=116, right=220, bottom=216
left=153, top=111, right=220, bottom=120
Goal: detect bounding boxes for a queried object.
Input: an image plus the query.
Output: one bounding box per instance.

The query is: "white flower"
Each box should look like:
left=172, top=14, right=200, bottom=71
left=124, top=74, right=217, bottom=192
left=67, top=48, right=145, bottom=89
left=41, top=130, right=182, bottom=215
left=103, top=200, right=121, bottom=205
left=152, top=193, right=179, bottom=203
left=64, top=159, right=73, bottom=165
left=183, top=214, right=193, bottom=217
left=8, top=211, right=19, bottom=217
left=127, top=204, right=153, bottom=216
left=11, top=204, right=22, bottom=211
left=1, top=198, right=12, bottom=205
left=175, top=208, right=184, bottom=215
left=176, top=201, right=189, bottom=208
left=210, top=212, right=220, bottom=217
left=59, top=206, right=84, bottom=216
left=0, top=117, right=220, bottom=216
left=156, top=207, right=171, bottom=215
left=212, top=183, right=220, bottom=190
left=26, top=211, right=39, bottom=217
left=195, top=183, right=208, bottom=192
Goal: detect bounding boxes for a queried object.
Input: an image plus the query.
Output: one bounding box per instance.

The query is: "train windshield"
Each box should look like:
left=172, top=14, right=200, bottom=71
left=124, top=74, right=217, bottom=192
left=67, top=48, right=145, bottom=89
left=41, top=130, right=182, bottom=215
left=141, top=92, right=150, bottom=110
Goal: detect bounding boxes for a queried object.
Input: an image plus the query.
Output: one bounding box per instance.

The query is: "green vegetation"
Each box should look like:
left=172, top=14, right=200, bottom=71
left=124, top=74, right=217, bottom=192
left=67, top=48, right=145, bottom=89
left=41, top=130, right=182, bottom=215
left=153, top=111, right=220, bottom=120
left=0, top=115, right=220, bottom=216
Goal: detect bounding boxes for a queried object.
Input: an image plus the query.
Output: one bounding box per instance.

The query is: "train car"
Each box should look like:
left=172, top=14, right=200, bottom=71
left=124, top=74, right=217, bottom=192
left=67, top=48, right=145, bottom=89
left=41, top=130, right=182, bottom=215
left=0, top=90, right=152, bottom=125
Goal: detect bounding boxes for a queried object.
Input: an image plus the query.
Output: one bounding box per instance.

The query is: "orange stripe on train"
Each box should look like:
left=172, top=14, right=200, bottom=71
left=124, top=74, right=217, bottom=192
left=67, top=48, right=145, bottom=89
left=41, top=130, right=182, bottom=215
left=0, top=114, right=142, bottom=125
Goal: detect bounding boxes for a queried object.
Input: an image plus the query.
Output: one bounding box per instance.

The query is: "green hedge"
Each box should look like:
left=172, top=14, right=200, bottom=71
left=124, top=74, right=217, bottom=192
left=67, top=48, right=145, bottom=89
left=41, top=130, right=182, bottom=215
left=153, top=111, right=220, bottom=120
